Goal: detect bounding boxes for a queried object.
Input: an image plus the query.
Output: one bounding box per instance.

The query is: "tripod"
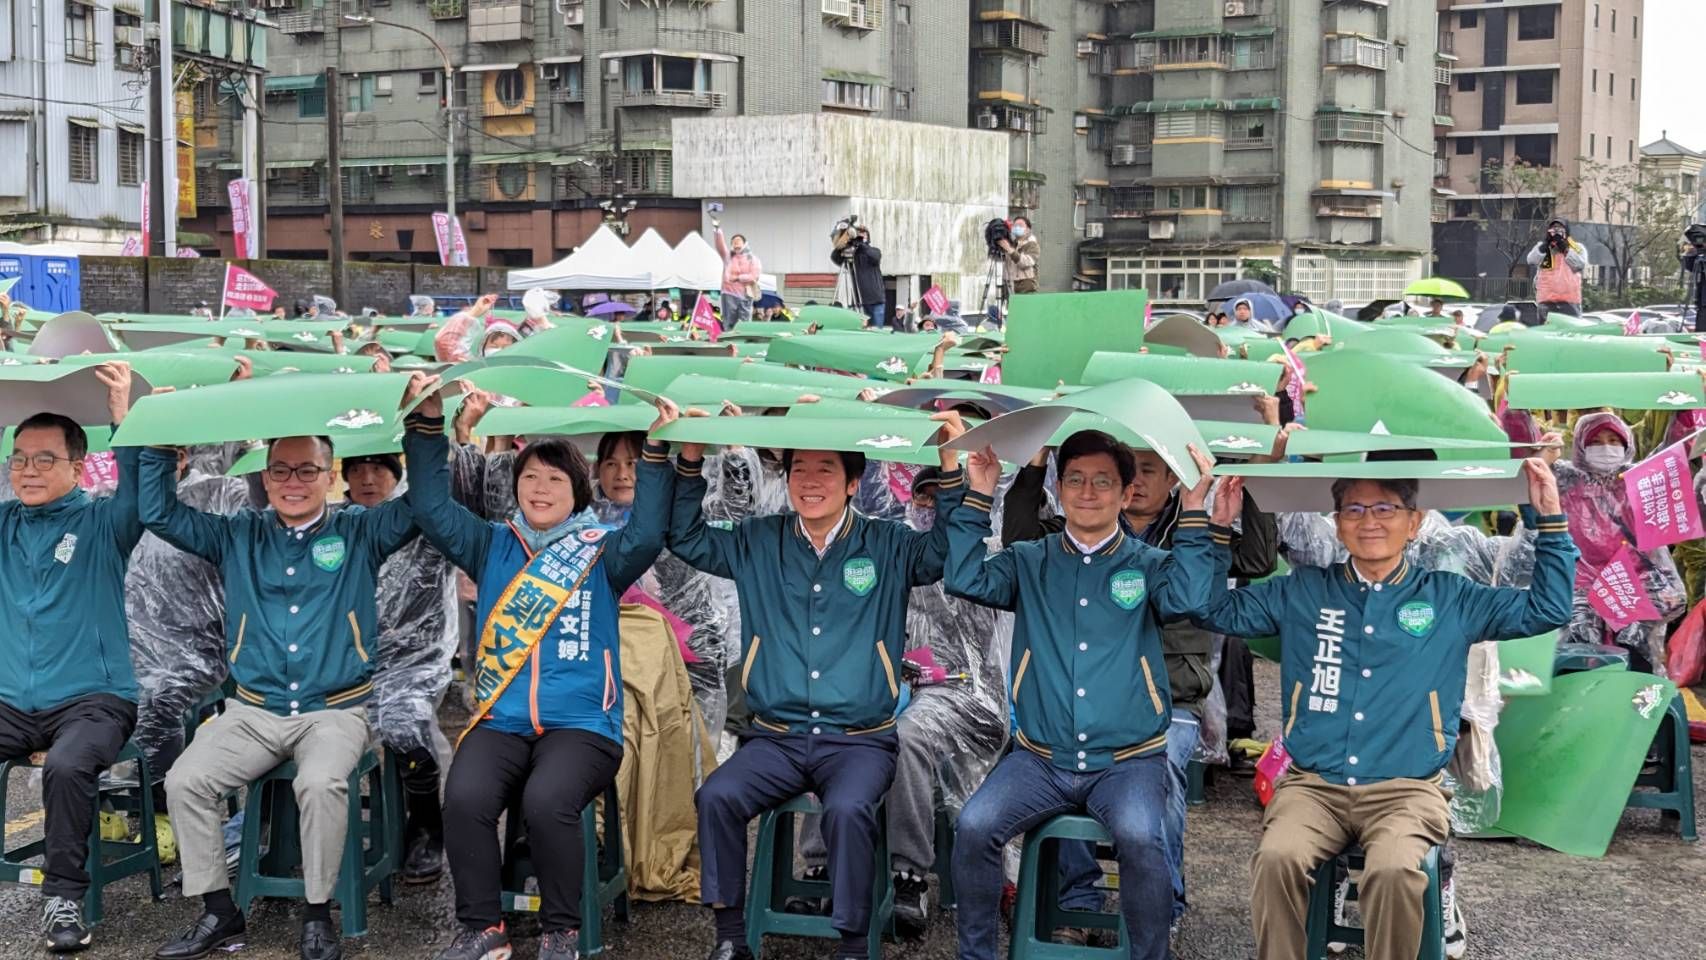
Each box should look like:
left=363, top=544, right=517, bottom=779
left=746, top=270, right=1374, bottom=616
left=1690, top=249, right=1706, bottom=334
left=978, top=253, right=1008, bottom=327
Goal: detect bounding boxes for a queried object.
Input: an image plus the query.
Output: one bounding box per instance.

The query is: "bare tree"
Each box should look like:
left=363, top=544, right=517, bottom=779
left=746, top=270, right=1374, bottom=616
left=1473, top=160, right=1575, bottom=290
left=1577, top=158, right=1691, bottom=298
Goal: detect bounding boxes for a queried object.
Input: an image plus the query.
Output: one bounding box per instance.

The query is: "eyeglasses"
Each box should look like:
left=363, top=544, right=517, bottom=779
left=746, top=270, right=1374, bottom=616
left=1061, top=474, right=1118, bottom=492
left=265, top=463, right=329, bottom=483
left=6, top=453, right=75, bottom=472
left=1336, top=502, right=1405, bottom=521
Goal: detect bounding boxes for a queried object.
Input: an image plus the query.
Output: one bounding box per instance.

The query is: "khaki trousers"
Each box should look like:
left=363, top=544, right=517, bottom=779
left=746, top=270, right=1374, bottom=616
left=1250, top=770, right=1449, bottom=960
left=165, top=702, right=370, bottom=904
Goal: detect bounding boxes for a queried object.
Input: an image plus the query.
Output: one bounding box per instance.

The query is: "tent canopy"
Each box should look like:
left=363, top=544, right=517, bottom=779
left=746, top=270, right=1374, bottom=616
left=506, top=226, right=659, bottom=291
left=669, top=231, right=725, bottom=291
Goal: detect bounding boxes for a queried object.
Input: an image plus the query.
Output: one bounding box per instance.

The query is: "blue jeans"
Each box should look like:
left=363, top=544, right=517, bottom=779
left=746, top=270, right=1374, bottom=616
left=954, top=749, right=1171, bottom=960
left=1060, top=710, right=1199, bottom=922
left=863, top=302, right=887, bottom=329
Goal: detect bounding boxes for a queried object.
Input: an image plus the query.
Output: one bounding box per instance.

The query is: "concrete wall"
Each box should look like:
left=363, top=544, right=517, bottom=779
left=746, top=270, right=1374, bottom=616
left=79, top=256, right=487, bottom=315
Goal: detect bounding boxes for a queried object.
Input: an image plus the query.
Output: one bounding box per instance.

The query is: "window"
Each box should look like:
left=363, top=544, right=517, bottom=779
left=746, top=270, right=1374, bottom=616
left=896, top=3, right=909, bottom=24
left=1589, top=133, right=1595, bottom=155
left=65, top=2, right=96, bottom=62
left=1516, top=7, right=1555, bottom=41
left=68, top=122, right=97, bottom=182
left=1592, top=69, right=1597, bottom=93
left=1631, top=77, right=1637, bottom=101
left=548, top=62, right=583, bottom=100
left=1156, top=36, right=1221, bottom=67
left=1594, top=4, right=1599, bottom=28
left=1588, top=197, right=1594, bottom=220
left=1452, top=200, right=1473, bottom=218
left=1457, top=73, right=1476, bottom=92
left=1156, top=186, right=1214, bottom=210
left=1154, top=112, right=1221, bottom=139
left=1324, top=36, right=1388, bottom=70
left=1609, top=73, right=1615, bottom=97
left=1633, top=15, right=1638, bottom=38
left=1225, top=112, right=1271, bottom=148
left=1315, top=113, right=1385, bottom=144
left=1513, top=134, right=1552, bottom=167
left=894, top=90, right=911, bottom=111
left=625, top=55, right=710, bottom=95
left=1455, top=138, right=1475, bottom=155
left=1610, top=10, right=1616, bottom=32
left=1223, top=186, right=1273, bottom=223
left=346, top=75, right=375, bottom=112
left=299, top=87, right=326, bottom=118
left=1606, top=136, right=1612, bottom=159
left=1229, top=37, right=1271, bottom=70
left=1629, top=140, right=1634, bottom=162
left=822, top=80, right=882, bottom=111
left=375, top=75, right=393, bottom=98
left=1459, top=12, right=1477, bottom=29
left=1515, top=72, right=1553, bottom=105
left=419, top=71, right=440, bottom=93
left=118, top=129, right=143, bottom=185
left=495, top=69, right=526, bottom=107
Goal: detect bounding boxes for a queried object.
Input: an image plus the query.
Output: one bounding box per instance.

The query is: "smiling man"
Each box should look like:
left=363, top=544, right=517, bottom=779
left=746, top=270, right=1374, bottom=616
left=0, top=363, right=140, bottom=954
left=140, top=427, right=420, bottom=960
left=667, top=417, right=967, bottom=960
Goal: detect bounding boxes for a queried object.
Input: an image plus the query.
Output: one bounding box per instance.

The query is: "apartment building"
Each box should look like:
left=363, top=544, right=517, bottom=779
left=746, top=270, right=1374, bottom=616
left=1432, top=0, right=1645, bottom=294
left=193, top=0, right=968, bottom=267
left=1640, top=134, right=1706, bottom=225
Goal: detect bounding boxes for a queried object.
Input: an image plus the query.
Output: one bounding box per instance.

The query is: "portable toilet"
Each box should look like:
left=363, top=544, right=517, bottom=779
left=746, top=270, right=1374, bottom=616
left=0, top=242, right=81, bottom=313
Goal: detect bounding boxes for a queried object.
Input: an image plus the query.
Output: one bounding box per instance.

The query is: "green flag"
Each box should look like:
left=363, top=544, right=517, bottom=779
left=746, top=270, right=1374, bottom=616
left=112, top=372, right=413, bottom=447
left=1303, top=350, right=1505, bottom=448
left=1497, top=632, right=1559, bottom=698
left=1505, top=371, right=1706, bottom=411
left=0, top=363, right=152, bottom=428
left=1501, top=334, right=1667, bottom=375
left=798, top=304, right=867, bottom=331
left=499, top=319, right=615, bottom=374
left=1003, top=290, right=1146, bottom=388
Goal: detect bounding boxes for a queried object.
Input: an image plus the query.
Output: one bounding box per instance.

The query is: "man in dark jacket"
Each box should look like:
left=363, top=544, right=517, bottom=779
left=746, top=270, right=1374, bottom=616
left=1002, top=443, right=1277, bottom=930
left=831, top=225, right=886, bottom=329
left=0, top=363, right=140, bottom=954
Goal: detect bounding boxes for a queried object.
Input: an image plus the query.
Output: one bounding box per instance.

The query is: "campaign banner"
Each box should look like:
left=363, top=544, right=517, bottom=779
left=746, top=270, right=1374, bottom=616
left=1623, top=309, right=1642, bottom=336
left=176, top=247, right=201, bottom=258
left=118, top=236, right=142, bottom=257
left=690, top=293, right=721, bottom=342
left=228, top=178, right=254, bottom=259
left=221, top=263, right=276, bottom=311
left=1587, top=545, right=1663, bottom=630
left=1281, top=339, right=1308, bottom=413
left=431, top=212, right=471, bottom=267
left=1624, top=437, right=1705, bottom=551
left=922, top=284, right=949, bottom=316
left=79, top=452, right=119, bottom=494
left=140, top=182, right=150, bottom=253
left=979, top=363, right=1002, bottom=385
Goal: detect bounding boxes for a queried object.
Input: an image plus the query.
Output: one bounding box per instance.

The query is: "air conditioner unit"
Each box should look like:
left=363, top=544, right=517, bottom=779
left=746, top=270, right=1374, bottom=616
left=1074, top=115, right=1090, bottom=130
left=406, top=164, right=432, bottom=176
left=975, top=111, right=1000, bottom=130
left=372, top=165, right=393, bottom=178
left=116, top=26, right=146, bottom=46
left=821, top=0, right=852, bottom=18
left=1075, top=39, right=1096, bottom=57
left=267, top=0, right=288, bottom=8
left=1084, top=221, right=1104, bottom=239
left=541, top=65, right=561, bottom=81
left=1224, top=0, right=1247, bottom=16
left=1111, top=144, right=1138, bottom=164
left=606, top=59, right=621, bottom=78
left=848, top=1, right=869, bottom=27
left=560, top=0, right=583, bottom=26
left=1148, top=219, right=1176, bottom=240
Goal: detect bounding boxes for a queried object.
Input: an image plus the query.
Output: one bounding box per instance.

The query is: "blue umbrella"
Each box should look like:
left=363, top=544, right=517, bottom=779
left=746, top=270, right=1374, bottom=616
left=1226, top=292, right=1291, bottom=324
left=755, top=292, right=784, bottom=310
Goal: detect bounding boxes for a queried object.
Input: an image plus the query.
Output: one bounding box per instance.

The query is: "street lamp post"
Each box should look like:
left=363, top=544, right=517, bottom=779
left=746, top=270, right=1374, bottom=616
left=343, top=16, right=457, bottom=255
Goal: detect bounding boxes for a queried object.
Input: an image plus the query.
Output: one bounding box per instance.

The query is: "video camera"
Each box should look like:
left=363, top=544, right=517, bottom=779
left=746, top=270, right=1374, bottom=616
left=831, top=214, right=861, bottom=251
left=1686, top=223, right=1706, bottom=251
left=984, top=217, right=1012, bottom=258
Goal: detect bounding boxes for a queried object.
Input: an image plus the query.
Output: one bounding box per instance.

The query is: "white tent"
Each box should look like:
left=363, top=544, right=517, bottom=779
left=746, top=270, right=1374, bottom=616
left=669, top=231, right=725, bottom=291
left=506, top=226, right=656, bottom=291
left=627, top=229, right=680, bottom=289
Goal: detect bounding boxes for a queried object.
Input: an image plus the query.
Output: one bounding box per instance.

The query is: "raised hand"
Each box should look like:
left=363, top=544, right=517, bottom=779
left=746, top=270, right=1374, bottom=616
left=1179, top=444, right=1216, bottom=511
left=96, top=361, right=133, bottom=426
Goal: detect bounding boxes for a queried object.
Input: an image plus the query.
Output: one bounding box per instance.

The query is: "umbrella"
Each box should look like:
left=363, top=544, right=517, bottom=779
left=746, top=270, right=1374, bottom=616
left=755, top=292, right=784, bottom=310
left=1207, top=278, right=1277, bottom=303
left=1403, top=277, right=1471, bottom=300
left=1355, top=299, right=1400, bottom=322
left=587, top=300, right=637, bottom=317
left=1225, top=292, right=1292, bottom=325
left=1278, top=294, right=1313, bottom=313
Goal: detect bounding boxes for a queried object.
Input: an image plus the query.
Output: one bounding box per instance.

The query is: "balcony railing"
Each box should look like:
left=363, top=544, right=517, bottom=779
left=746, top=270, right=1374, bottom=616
left=1109, top=143, right=1152, bottom=166
left=974, top=20, right=1049, bottom=57
left=1315, top=114, right=1385, bottom=144
left=547, top=87, right=586, bottom=104
left=1434, top=64, right=1452, bottom=85
left=468, top=98, right=537, bottom=120
left=1434, top=157, right=1449, bottom=179
left=429, top=0, right=466, bottom=18
left=277, top=10, right=326, bottom=34
left=616, top=89, right=726, bottom=109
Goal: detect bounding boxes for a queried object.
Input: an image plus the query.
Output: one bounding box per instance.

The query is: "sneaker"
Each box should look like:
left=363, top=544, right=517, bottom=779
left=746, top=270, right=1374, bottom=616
left=705, top=941, right=754, bottom=960
left=154, top=910, right=246, bottom=959
left=782, top=865, right=828, bottom=915
left=42, top=896, right=90, bottom=954
left=403, top=831, right=446, bottom=884
left=539, top=929, right=580, bottom=960
left=1444, top=889, right=1467, bottom=959
left=437, top=924, right=512, bottom=960
left=892, top=870, right=929, bottom=936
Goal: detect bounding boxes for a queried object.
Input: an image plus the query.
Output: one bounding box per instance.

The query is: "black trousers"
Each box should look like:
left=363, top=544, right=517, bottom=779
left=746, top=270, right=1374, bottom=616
left=1220, top=636, right=1257, bottom=741
left=443, top=725, right=622, bottom=932
left=0, top=694, right=137, bottom=900
left=697, top=730, right=898, bottom=936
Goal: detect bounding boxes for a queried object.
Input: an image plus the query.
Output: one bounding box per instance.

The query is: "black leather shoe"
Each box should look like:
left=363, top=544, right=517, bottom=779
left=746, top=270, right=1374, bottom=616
left=300, top=919, right=342, bottom=960
left=705, top=941, right=753, bottom=960
left=155, top=911, right=246, bottom=960
left=402, top=830, right=446, bottom=884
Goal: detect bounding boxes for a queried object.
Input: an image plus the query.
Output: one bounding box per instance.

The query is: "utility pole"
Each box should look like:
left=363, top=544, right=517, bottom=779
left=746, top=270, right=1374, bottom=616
left=325, top=66, right=346, bottom=307
left=154, top=0, right=178, bottom=256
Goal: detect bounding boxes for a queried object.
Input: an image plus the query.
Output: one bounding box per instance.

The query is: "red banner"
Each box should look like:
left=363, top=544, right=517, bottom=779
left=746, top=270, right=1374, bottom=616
left=922, top=284, right=949, bottom=316
left=228, top=178, right=254, bottom=259
left=431, top=212, right=470, bottom=267
left=690, top=294, right=721, bottom=342
left=140, top=181, right=150, bottom=253
left=1587, top=545, right=1663, bottom=630
left=1624, top=437, right=1706, bottom=551
left=221, top=263, right=276, bottom=311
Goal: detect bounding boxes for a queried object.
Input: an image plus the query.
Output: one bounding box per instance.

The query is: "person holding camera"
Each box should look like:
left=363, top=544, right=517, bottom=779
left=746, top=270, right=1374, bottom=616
left=1525, top=218, right=1587, bottom=318
left=997, top=217, right=1041, bottom=294
left=714, top=226, right=762, bottom=332
left=832, top=224, right=887, bottom=329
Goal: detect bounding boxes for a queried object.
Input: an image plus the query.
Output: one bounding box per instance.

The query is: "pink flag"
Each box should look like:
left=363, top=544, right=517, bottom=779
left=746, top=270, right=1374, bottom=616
left=430, top=212, right=470, bottom=267
left=1587, top=545, right=1664, bottom=630
left=79, top=452, right=119, bottom=494
left=221, top=263, right=276, bottom=311
left=176, top=247, right=201, bottom=258
left=690, top=294, right=721, bottom=342
left=1624, top=438, right=1706, bottom=551
left=140, top=182, right=150, bottom=253
left=1623, top=310, right=1642, bottom=336
left=228, top=178, right=254, bottom=259
left=980, top=363, right=1002, bottom=384
left=118, top=236, right=142, bottom=257
left=1281, top=340, right=1307, bottom=412
left=922, top=284, right=949, bottom=316
left=571, top=389, right=609, bottom=408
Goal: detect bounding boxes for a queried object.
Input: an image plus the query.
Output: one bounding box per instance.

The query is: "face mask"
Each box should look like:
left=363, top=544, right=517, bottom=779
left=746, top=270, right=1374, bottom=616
left=1012, top=226, right=1027, bottom=238
left=905, top=504, right=935, bottom=533
left=1582, top=445, right=1625, bottom=473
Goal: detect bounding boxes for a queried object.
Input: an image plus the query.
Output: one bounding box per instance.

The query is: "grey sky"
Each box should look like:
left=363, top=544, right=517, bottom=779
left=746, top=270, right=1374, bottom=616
left=1640, top=2, right=1704, bottom=150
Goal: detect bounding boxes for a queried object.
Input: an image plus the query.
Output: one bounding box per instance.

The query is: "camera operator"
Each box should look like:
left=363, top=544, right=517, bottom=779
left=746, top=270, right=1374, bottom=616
left=996, top=216, right=1041, bottom=294
left=1682, top=227, right=1706, bottom=333
left=831, top=223, right=887, bottom=328
left=1525, top=217, right=1587, bottom=318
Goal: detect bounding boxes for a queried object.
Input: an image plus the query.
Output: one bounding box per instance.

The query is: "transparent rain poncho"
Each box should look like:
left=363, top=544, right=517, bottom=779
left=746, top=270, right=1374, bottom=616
left=125, top=443, right=260, bottom=766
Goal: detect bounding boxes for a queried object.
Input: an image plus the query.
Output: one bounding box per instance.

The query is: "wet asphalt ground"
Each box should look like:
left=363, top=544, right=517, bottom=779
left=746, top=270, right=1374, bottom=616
left=2, top=659, right=1702, bottom=959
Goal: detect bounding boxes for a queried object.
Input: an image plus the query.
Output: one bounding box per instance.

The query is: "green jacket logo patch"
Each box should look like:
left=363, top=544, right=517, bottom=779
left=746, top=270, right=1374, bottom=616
left=843, top=557, right=878, bottom=597
left=311, top=535, right=347, bottom=573
left=1109, top=569, right=1146, bottom=610
left=1396, top=601, right=1435, bottom=637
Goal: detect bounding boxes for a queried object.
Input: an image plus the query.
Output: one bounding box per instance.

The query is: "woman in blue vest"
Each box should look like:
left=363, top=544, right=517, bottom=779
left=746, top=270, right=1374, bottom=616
left=399, top=376, right=680, bottom=960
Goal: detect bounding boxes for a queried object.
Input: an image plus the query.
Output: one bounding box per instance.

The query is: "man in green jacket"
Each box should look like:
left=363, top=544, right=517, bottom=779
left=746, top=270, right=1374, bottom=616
left=947, top=431, right=1230, bottom=960
left=142, top=429, right=418, bottom=960
left=1194, top=462, right=1575, bottom=960
left=0, top=363, right=140, bottom=954
left=669, top=417, right=967, bottom=960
